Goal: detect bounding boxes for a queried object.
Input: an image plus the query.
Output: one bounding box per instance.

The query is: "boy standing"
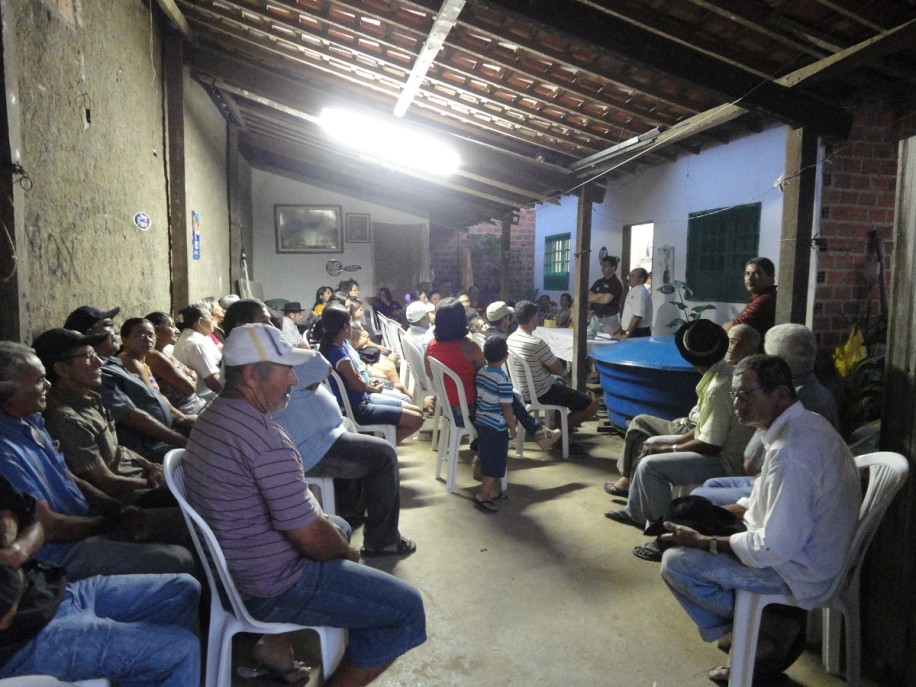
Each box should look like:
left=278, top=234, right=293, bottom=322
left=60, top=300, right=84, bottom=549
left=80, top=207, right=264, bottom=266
left=473, top=338, right=517, bottom=513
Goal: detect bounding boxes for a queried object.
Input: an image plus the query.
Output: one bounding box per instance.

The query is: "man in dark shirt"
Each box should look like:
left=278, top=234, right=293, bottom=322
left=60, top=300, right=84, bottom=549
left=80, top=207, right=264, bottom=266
left=0, top=474, right=200, bottom=684
left=587, top=255, right=623, bottom=334
left=723, top=257, right=778, bottom=337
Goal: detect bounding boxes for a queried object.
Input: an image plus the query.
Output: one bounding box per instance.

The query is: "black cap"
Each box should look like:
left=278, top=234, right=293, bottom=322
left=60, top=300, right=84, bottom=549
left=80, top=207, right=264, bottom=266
left=283, top=301, right=305, bottom=313
left=675, top=319, right=728, bottom=368
left=33, top=328, right=107, bottom=369
left=63, top=305, right=120, bottom=334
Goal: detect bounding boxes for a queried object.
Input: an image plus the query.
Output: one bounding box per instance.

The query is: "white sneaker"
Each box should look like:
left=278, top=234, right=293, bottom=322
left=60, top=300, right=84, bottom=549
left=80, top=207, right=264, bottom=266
left=534, top=428, right=561, bottom=451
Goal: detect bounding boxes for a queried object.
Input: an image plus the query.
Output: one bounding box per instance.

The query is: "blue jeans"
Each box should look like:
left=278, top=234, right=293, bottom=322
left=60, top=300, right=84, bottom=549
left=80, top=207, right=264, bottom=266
left=692, top=476, right=756, bottom=506
left=245, top=516, right=426, bottom=669
left=661, top=547, right=790, bottom=642
left=0, top=573, right=201, bottom=686
left=308, top=431, right=401, bottom=551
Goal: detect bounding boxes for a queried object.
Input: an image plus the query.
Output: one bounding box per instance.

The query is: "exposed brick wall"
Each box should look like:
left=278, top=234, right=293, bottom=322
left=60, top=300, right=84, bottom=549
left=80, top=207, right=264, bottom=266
left=429, top=208, right=536, bottom=302
left=812, top=105, right=913, bottom=351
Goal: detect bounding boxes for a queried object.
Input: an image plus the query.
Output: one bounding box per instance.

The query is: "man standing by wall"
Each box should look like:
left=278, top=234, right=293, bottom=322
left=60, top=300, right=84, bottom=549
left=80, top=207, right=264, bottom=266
left=587, top=255, right=623, bottom=334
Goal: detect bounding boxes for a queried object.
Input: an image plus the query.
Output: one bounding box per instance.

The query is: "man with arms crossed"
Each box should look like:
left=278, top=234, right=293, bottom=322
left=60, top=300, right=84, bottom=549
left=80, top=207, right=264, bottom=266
left=612, top=267, right=653, bottom=340
left=184, top=324, right=425, bottom=686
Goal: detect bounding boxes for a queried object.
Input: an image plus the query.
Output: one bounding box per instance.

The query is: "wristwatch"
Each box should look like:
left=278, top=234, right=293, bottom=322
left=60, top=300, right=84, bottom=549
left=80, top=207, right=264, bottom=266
left=708, top=537, right=718, bottom=555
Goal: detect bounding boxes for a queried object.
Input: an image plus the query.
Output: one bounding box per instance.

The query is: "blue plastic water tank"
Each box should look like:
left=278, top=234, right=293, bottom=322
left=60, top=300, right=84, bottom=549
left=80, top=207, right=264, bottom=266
left=589, top=336, right=700, bottom=427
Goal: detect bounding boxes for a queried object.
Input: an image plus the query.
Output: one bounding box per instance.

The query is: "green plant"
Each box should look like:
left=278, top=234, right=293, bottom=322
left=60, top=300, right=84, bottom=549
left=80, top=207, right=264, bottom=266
left=842, top=354, right=884, bottom=436
left=666, top=280, right=717, bottom=329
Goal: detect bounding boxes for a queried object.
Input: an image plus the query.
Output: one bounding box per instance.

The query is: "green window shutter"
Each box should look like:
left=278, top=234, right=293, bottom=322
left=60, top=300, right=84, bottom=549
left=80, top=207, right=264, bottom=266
left=543, top=233, right=570, bottom=291
left=686, top=203, right=761, bottom=302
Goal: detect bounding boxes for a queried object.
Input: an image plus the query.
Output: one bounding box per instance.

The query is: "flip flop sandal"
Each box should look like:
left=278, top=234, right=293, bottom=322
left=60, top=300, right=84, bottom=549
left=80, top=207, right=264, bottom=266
left=473, top=497, right=499, bottom=513
left=604, top=509, right=642, bottom=528
left=603, top=481, right=629, bottom=497
left=237, top=661, right=311, bottom=684
left=632, top=541, right=662, bottom=562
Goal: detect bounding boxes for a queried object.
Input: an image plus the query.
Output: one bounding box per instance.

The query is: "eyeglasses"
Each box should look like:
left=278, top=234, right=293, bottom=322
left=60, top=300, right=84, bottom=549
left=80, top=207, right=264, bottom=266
left=728, top=387, right=762, bottom=402
left=61, top=351, right=101, bottom=364
left=130, top=332, right=156, bottom=340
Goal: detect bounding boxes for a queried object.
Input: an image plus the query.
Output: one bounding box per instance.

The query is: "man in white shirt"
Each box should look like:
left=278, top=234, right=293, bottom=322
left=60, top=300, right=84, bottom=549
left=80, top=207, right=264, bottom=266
left=403, top=301, right=435, bottom=353
left=280, top=302, right=309, bottom=348
left=612, top=267, right=653, bottom=339
left=659, top=354, right=860, bottom=681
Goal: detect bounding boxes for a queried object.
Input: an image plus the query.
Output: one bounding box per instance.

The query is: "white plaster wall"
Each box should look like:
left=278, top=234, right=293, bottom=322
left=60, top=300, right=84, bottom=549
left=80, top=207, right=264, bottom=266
left=534, top=126, right=787, bottom=334
left=251, top=170, right=428, bottom=306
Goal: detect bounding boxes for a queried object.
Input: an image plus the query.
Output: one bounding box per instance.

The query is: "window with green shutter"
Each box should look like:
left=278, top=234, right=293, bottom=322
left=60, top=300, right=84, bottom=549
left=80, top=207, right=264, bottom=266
left=543, top=233, right=571, bottom=291
left=686, top=203, right=761, bottom=302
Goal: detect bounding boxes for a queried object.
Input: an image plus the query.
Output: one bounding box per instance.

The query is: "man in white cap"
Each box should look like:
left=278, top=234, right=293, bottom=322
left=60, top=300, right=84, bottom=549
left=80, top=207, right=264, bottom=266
left=184, top=324, right=426, bottom=686
left=404, top=301, right=435, bottom=353
left=485, top=301, right=514, bottom=340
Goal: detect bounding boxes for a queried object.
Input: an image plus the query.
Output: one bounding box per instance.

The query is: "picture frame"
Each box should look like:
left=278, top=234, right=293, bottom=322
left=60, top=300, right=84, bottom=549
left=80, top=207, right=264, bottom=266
left=274, top=204, right=343, bottom=253
left=346, top=213, right=371, bottom=243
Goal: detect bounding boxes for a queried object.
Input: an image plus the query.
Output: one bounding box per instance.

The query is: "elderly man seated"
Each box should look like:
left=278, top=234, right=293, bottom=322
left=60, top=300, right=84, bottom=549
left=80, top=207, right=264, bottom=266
left=273, top=348, right=415, bottom=557
left=0, top=342, right=195, bottom=581
left=659, top=355, right=860, bottom=683
left=0, top=475, right=200, bottom=685
left=691, top=323, right=839, bottom=506
left=507, top=300, right=599, bottom=428
left=403, top=301, right=435, bottom=352
left=33, top=328, right=174, bottom=509
left=605, top=320, right=755, bottom=540
left=604, top=323, right=760, bottom=497
left=184, top=324, right=426, bottom=686
left=64, top=305, right=189, bottom=461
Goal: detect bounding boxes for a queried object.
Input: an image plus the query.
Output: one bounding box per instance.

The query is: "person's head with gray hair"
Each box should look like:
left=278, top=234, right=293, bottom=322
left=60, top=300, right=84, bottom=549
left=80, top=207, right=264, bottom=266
left=764, top=324, right=816, bottom=378
left=725, top=324, right=761, bottom=366
left=219, top=293, right=240, bottom=311
left=0, top=342, right=39, bottom=405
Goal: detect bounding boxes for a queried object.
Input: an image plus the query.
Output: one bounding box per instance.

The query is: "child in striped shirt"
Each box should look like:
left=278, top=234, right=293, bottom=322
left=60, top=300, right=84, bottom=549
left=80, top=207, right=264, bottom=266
left=473, top=337, right=517, bottom=513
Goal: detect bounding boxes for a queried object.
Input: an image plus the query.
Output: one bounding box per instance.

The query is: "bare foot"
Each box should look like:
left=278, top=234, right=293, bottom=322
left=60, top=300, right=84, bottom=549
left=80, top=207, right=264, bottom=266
left=252, top=634, right=311, bottom=684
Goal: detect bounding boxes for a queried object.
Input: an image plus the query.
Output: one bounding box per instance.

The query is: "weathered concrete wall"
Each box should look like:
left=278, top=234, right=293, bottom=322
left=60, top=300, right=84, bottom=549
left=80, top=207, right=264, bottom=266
left=13, top=0, right=171, bottom=336
left=183, top=68, right=229, bottom=303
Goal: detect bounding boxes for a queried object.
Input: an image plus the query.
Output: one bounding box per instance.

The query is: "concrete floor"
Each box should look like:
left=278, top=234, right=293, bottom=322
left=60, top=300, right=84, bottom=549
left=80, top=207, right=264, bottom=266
left=231, top=414, right=882, bottom=687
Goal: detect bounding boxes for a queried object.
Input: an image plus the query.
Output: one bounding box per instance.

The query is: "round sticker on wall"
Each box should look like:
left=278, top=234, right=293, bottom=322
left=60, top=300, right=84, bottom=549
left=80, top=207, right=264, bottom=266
left=133, top=212, right=151, bottom=231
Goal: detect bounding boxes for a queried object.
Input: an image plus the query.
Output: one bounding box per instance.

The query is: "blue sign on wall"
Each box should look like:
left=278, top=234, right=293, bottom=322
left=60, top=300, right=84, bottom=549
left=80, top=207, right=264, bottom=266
left=192, top=210, right=201, bottom=261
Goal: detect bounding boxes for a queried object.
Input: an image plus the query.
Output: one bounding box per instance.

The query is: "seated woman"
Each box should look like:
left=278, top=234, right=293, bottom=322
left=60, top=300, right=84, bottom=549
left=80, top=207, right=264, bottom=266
left=117, top=318, right=197, bottom=427
left=145, top=311, right=208, bottom=415
left=312, top=285, right=333, bottom=316
left=370, top=286, right=405, bottom=323
left=200, top=295, right=226, bottom=347
left=320, top=304, right=424, bottom=444
left=348, top=299, right=407, bottom=391
left=555, top=293, right=574, bottom=328
left=173, top=304, right=222, bottom=400
left=535, top=294, right=558, bottom=326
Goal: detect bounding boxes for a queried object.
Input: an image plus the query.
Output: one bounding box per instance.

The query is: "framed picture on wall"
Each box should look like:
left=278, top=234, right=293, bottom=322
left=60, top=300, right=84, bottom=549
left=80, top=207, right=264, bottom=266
left=274, top=205, right=343, bottom=253
left=346, top=213, right=371, bottom=243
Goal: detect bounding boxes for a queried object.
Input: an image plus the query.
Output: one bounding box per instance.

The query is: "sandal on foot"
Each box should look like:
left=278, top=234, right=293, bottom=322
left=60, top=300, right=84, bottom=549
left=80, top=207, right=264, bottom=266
left=473, top=497, right=499, bottom=513
left=495, top=490, right=509, bottom=500
left=360, top=536, right=417, bottom=558
left=603, top=481, right=629, bottom=497
left=707, top=665, right=729, bottom=684
left=633, top=541, right=662, bottom=562
left=604, top=509, right=642, bottom=528
left=237, top=661, right=311, bottom=684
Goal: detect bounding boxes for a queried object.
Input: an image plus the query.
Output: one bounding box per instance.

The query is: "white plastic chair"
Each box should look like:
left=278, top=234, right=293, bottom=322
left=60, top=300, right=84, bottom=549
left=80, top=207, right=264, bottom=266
left=401, top=337, right=441, bottom=445
left=426, top=357, right=478, bottom=493
left=326, top=368, right=397, bottom=447
left=163, top=450, right=347, bottom=687
left=507, top=350, right=570, bottom=459
left=727, top=451, right=909, bottom=687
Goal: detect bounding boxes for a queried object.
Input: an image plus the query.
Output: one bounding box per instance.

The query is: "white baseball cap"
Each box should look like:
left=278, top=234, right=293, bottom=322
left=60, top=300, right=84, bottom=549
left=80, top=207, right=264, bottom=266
left=223, top=323, right=316, bottom=367
left=406, top=301, right=435, bottom=323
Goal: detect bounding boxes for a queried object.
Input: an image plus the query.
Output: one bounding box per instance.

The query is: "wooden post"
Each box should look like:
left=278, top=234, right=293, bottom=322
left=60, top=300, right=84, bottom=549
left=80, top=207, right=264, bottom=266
left=227, top=123, right=242, bottom=292
left=571, top=188, right=592, bottom=391
left=776, top=127, right=818, bottom=324
left=500, top=215, right=511, bottom=301
left=163, top=29, right=189, bottom=311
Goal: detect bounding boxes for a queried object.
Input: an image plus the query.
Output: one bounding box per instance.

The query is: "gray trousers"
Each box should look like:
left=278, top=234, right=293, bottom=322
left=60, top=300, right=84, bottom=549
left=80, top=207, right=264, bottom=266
left=307, top=431, right=401, bottom=551
left=617, top=414, right=692, bottom=478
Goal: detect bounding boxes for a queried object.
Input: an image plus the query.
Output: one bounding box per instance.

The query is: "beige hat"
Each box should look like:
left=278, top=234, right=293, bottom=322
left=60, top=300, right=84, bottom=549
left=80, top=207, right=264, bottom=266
left=486, top=301, right=513, bottom=322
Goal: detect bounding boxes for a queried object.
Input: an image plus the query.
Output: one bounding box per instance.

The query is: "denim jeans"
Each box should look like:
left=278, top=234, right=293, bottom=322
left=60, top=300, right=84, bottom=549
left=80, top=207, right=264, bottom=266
left=307, top=431, right=401, bottom=551
left=245, top=529, right=427, bottom=669
left=661, top=547, right=790, bottom=642
left=692, top=476, right=756, bottom=506
left=0, top=573, right=201, bottom=686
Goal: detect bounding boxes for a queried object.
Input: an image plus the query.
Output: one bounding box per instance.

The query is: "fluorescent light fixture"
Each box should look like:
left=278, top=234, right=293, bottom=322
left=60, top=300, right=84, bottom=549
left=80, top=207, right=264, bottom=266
left=570, top=127, right=661, bottom=172
left=319, top=108, right=460, bottom=176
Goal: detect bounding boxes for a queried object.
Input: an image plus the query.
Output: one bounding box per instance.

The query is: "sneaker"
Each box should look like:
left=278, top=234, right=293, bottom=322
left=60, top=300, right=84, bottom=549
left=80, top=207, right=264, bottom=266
left=534, top=427, right=561, bottom=451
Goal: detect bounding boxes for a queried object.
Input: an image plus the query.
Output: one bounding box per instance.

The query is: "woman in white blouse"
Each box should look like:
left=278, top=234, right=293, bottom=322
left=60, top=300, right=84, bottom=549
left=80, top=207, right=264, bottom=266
left=173, top=303, right=222, bottom=400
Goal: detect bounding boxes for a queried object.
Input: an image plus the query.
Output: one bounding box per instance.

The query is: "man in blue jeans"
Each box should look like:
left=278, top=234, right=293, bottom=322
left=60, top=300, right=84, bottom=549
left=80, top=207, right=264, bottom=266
left=0, top=474, right=200, bottom=685
left=184, top=324, right=426, bottom=686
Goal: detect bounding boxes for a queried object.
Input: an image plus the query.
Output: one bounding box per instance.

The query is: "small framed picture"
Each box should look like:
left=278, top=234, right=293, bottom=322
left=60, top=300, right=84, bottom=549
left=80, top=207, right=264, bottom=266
left=275, top=205, right=343, bottom=254
left=346, top=213, right=371, bottom=243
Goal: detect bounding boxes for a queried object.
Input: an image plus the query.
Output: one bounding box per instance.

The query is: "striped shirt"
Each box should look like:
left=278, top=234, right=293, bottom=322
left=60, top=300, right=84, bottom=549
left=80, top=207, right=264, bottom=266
left=507, top=329, right=558, bottom=400
left=475, top=365, right=513, bottom=431
left=184, top=396, right=321, bottom=599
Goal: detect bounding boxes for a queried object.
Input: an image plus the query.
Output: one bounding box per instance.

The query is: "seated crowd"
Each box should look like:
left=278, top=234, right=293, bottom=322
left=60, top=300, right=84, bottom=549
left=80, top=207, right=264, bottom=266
left=0, top=256, right=860, bottom=685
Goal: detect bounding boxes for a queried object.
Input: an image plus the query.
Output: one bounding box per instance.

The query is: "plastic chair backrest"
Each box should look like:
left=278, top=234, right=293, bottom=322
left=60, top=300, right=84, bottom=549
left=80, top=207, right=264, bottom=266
left=427, top=357, right=474, bottom=429
left=326, top=367, right=359, bottom=421
left=163, top=449, right=258, bottom=625
left=402, top=338, right=433, bottom=395
left=507, top=350, right=539, bottom=404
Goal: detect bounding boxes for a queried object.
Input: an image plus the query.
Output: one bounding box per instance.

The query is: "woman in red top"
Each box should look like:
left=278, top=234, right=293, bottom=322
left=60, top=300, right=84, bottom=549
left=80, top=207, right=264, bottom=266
left=425, top=297, right=484, bottom=418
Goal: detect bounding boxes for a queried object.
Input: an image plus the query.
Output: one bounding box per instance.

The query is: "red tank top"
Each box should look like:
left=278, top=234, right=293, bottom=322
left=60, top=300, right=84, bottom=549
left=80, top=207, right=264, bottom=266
left=426, top=338, right=478, bottom=406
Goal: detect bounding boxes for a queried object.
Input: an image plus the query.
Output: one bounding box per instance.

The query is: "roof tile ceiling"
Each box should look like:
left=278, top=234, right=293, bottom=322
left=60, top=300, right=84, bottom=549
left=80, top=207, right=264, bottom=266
left=167, top=0, right=916, bottom=229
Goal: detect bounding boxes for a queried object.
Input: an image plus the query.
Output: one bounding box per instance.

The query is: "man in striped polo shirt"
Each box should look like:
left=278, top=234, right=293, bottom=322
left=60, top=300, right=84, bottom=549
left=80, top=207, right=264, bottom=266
left=507, top=301, right=599, bottom=429
left=184, top=324, right=426, bottom=686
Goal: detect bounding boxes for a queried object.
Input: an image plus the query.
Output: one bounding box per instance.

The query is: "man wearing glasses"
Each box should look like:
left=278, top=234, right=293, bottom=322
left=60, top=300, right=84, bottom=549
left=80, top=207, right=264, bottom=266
left=64, top=306, right=188, bottom=461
